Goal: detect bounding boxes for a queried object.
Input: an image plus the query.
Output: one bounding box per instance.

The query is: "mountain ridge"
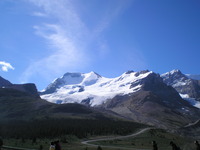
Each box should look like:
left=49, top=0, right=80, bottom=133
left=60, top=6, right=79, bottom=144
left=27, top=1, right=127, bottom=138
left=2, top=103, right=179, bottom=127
left=1, top=69, right=200, bottom=130
left=39, top=69, right=200, bottom=129
left=41, top=69, right=200, bottom=107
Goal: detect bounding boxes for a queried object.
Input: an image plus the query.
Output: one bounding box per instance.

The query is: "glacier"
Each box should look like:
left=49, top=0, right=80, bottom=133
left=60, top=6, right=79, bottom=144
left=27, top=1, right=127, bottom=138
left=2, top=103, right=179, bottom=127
left=41, top=71, right=152, bottom=106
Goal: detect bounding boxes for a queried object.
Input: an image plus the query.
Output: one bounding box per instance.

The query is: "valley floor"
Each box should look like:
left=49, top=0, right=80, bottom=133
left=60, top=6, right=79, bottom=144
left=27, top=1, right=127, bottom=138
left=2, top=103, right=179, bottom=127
left=1, top=128, right=196, bottom=150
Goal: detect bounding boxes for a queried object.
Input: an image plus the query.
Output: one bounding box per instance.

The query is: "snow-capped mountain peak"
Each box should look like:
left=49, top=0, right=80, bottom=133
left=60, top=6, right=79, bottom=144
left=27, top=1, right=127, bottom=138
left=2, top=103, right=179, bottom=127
left=161, top=69, right=189, bottom=87
left=161, top=69, right=184, bottom=77
left=61, top=71, right=101, bottom=85
left=169, top=69, right=182, bottom=74
left=161, top=70, right=200, bottom=108
left=41, top=71, right=102, bottom=94
left=61, top=71, right=101, bottom=86
left=80, top=71, right=102, bottom=86
left=41, top=70, right=152, bottom=106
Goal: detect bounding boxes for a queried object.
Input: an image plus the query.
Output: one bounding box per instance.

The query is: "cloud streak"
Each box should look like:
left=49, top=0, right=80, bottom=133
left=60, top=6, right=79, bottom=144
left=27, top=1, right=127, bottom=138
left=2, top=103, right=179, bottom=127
left=22, top=0, right=132, bottom=84
left=0, top=61, right=14, bottom=72
left=22, top=0, right=88, bottom=82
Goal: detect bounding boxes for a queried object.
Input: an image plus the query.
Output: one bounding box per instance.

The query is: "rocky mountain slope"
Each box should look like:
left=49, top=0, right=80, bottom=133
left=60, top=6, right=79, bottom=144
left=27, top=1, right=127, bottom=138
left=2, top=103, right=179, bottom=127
left=161, top=70, right=200, bottom=104
left=101, top=72, right=200, bottom=129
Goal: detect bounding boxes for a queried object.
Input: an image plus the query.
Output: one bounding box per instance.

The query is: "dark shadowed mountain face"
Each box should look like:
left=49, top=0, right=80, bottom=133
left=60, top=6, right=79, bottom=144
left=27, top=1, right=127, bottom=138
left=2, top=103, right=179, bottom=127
left=101, top=73, right=200, bottom=129
left=8, top=83, right=40, bottom=98
left=0, top=88, right=120, bottom=121
left=0, top=87, right=148, bottom=139
left=161, top=70, right=200, bottom=101
left=0, top=76, right=12, bottom=87
left=0, top=76, right=40, bottom=98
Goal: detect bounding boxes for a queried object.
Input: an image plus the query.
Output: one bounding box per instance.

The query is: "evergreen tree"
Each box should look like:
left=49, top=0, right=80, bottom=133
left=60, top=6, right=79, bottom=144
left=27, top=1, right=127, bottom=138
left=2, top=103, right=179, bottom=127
left=97, top=146, right=102, bottom=150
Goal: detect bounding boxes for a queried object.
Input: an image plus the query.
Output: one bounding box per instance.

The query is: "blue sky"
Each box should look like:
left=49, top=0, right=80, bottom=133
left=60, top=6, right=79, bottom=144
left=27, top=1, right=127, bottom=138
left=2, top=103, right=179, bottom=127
left=0, top=0, right=200, bottom=90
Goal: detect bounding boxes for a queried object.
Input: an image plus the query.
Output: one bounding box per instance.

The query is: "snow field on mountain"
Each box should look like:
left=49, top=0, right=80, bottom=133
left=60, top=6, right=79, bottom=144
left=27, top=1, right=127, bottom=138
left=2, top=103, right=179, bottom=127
left=41, top=71, right=151, bottom=106
left=180, top=94, right=200, bottom=109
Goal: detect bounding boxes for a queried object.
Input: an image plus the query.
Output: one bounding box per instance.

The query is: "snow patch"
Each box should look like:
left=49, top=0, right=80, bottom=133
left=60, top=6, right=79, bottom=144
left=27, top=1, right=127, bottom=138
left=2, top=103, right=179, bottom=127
left=180, top=94, right=200, bottom=109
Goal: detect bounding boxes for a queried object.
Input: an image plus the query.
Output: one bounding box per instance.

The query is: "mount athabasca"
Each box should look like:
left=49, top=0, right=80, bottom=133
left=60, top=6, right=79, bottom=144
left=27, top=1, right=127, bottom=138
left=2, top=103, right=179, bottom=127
left=41, top=70, right=200, bottom=108
left=40, top=71, right=150, bottom=106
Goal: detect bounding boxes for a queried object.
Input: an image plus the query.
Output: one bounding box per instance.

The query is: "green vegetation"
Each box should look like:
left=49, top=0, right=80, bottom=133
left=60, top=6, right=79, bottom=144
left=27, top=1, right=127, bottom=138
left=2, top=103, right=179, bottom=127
left=0, top=118, right=146, bottom=139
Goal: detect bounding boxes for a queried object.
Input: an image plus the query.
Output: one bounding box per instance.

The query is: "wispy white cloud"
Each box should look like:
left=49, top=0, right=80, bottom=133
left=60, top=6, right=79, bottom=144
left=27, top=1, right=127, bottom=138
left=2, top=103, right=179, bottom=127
left=0, top=61, right=14, bottom=72
left=32, top=12, right=47, bottom=17
left=22, top=0, right=88, bottom=82
left=22, top=0, right=132, bottom=84
left=22, top=23, right=88, bottom=83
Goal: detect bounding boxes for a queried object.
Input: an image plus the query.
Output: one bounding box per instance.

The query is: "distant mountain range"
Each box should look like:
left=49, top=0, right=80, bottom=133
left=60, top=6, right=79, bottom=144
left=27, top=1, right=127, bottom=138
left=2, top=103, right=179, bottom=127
left=1, top=69, right=200, bottom=131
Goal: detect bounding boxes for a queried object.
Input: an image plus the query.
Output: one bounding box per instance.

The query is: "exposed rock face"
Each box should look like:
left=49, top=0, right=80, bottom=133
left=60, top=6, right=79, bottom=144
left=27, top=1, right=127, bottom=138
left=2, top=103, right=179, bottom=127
left=161, top=70, right=200, bottom=101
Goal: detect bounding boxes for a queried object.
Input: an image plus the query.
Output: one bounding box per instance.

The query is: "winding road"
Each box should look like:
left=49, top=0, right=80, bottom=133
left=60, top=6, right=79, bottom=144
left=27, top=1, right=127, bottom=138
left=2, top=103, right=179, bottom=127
left=81, top=127, right=153, bottom=150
